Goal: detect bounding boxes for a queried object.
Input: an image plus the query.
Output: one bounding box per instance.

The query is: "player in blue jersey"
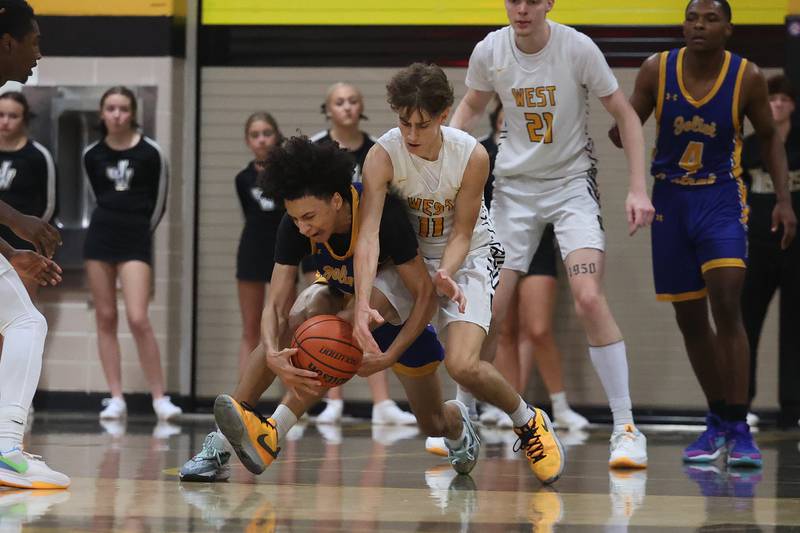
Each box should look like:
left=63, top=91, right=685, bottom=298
left=181, top=137, right=477, bottom=481
left=610, top=0, right=796, bottom=467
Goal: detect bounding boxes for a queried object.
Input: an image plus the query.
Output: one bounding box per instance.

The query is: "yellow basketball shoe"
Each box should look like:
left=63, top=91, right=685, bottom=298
left=214, top=394, right=280, bottom=475
left=513, top=407, right=566, bottom=485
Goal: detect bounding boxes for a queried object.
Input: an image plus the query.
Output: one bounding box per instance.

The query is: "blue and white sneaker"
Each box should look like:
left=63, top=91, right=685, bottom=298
left=179, top=431, right=231, bottom=482
left=683, top=413, right=726, bottom=463
left=445, top=400, right=481, bottom=475
left=726, top=421, right=762, bottom=467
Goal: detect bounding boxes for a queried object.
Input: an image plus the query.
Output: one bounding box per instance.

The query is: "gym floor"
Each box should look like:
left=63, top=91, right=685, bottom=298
left=7, top=415, right=800, bottom=531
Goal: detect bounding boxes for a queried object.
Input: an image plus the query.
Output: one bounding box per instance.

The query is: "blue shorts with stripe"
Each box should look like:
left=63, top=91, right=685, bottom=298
left=372, top=324, right=444, bottom=377
left=651, top=178, right=748, bottom=302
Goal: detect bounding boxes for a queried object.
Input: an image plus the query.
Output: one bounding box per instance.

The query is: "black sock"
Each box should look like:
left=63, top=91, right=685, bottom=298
left=725, top=404, right=748, bottom=422
left=708, top=400, right=726, bottom=418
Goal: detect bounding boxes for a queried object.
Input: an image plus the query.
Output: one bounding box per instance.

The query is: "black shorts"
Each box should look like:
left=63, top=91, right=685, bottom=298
left=83, top=208, right=153, bottom=265
left=236, top=223, right=277, bottom=282
left=0, top=225, right=36, bottom=252
left=526, top=224, right=557, bottom=278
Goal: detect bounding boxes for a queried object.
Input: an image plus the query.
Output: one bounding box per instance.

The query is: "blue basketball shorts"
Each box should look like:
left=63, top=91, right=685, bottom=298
left=651, top=178, right=748, bottom=302
left=372, top=324, right=444, bottom=377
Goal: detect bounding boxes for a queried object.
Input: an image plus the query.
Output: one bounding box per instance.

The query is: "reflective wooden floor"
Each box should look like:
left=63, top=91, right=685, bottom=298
left=6, top=414, right=800, bottom=531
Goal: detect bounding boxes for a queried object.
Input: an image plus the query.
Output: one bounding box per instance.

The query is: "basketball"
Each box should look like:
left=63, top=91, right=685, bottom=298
left=291, top=315, right=363, bottom=388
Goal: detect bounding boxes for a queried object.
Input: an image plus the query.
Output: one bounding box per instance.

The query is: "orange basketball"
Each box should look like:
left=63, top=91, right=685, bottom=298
left=291, top=315, right=363, bottom=388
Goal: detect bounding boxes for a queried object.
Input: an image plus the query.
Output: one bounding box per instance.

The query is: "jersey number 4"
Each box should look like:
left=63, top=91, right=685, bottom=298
left=679, top=141, right=704, bottom=174
left=418, top=216, right=444, bottom=238
left=524, top=112, right=554, bottom=144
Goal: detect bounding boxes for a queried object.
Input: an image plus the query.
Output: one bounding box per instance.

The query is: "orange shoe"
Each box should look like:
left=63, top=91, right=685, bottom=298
left=513, top=407, right=565, bottom=485
left=214, top=394, right=280, bottom=474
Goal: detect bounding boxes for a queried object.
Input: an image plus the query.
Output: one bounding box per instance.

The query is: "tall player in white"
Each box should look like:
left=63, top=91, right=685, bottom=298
left=353, top=63, right=566, bottom=485
left=450, top=0, right=654, bottom=468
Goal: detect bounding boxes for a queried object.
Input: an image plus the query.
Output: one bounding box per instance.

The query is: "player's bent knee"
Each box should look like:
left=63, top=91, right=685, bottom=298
left=445, top=358, right=482, bottom=390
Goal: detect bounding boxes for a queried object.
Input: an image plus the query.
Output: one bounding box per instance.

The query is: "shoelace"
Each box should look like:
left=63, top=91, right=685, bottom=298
left=198, top=434, right=227, bottom=462
left=513, top=421, right=546, bottom=464
left=611, top=430, right=637, bottom=448
left=240, top=401, right=277, bottom=430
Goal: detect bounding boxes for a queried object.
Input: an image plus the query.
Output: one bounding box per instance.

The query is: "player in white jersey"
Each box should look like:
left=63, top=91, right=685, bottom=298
left=353, top=63, right=566, bottom=485
left=449, top=0, right=654, bottom=468
left=0, top=0, right=70, bottom=489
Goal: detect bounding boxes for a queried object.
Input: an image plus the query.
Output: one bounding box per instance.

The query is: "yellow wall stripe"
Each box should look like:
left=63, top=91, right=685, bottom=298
left=202, top=0, right=788, bottom=26
left=30, top=0, right=184, bottom=17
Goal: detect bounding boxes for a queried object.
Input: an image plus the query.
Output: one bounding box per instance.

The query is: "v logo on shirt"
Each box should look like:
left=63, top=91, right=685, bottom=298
left=0, top=161, right=17, bottom=190
left=106, top=160, right=134, bottom=191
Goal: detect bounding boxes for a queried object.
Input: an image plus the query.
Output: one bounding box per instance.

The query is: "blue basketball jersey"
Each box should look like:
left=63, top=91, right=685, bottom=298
left=310, top=183, right=361, bottom=294
left=651, top=48, right=748, bottom=186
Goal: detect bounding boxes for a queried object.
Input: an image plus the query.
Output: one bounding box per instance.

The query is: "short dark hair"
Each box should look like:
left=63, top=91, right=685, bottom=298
left=767, top=74, right=796, bottom=102
left=260, top=136, right=354, bottom=203
left=0, top=0, right=35, bottom=41
left=0, top=90, right=33, bottom=124
left=386, top=63, right=454, bottom=119
left=98, top=86, right=140, bottom=136
left=685, top=0, right=732, bottom=22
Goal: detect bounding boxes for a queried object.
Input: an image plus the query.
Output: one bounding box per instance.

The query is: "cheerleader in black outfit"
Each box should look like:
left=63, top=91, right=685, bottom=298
left=310, top=82, right=415, bottom=426
left=83, top=86, right=181, bottom=421
left=235, top=112, right=285, bottom=373
left=0, top=91, right=54, bottom=298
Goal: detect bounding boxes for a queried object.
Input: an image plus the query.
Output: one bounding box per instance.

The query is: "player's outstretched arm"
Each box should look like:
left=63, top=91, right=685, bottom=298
left=0, top=200, right=61, bottom=258
left=600, top=88, right=655, bottom=236
left=353, top=144, right=392, bottom=354
left=261, top=263, right=322, bottom=395
left=435, top=144, right=490, bottom=312
left=609, top=53, right=660, bottom=148
left=743, top=62, right=797, bottom=249
left=450, top=88, right=494, bottom=133
left=358, top=254, right=437, bottom=376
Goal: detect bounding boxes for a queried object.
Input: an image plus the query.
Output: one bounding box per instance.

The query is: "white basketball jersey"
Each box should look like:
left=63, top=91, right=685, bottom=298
left=465, top=21, right=618, bottom=179
left=0, top=253, right=10, bottom=275
left=377, top=126, right=493, bottom=259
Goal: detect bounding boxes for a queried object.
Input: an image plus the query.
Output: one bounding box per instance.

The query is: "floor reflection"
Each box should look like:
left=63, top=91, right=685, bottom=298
left=2, top=414, right=800, bottom=531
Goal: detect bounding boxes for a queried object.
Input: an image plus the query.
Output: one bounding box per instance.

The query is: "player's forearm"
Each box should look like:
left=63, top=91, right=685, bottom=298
left=260, top=302, right=290, bottom=354
left=617, top=108, right=648, bottom=192
left=761, top=131, right=792, bottom=204
left=0, top=237, right=16, bottom=261
left=354, top=234, right=380, bottom=306
left=0, top=201, right=25, bottom=230
left=384, top=286, right=436, bottom=364
left=438, top=232, right=471, bottom=276
left=450, top=101, right=483, bottom=133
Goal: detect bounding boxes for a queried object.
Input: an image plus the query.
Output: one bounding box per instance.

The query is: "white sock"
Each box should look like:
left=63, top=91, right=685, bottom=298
left=456, top=386, right=476, bottom=414
left=509, top=397, right=534, bottom=427
left=550, top=392, right=570, bottom=417
left=445, top=421, right=466, bottom=449
left=0, top=271, right=46, bottom=451
left=271, top=404, right=298, bottom=442
left=324, top=398, right=343, bottom=410
left=0, top=406, right=26, bottom=452
left=589, top=341, right=634, bottom=428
